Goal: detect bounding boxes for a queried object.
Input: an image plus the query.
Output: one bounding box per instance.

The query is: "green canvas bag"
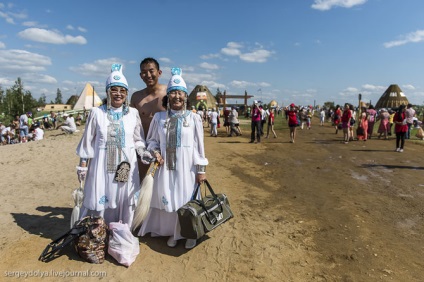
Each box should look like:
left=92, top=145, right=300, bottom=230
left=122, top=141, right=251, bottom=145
left=177, top=180, right=234, bottom=240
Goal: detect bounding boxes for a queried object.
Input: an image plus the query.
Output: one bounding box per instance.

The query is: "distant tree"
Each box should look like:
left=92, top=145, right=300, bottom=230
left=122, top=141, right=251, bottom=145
left=66, top=95, right=79, bottom=107
left=38, top=93, right=46, bottom=106
left=215, top=88, right=223, bottom=104
left=0, top=85, right=4, bottom=114
left=323, top=101, right=335, bottom=109
left=0, top=78, right=37, bottom=120
left=55, top=88, right=63, bottom=104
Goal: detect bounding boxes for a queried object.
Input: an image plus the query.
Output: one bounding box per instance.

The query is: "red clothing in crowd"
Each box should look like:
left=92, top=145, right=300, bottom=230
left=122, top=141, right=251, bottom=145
left=394, top=112, right=408, bottom=133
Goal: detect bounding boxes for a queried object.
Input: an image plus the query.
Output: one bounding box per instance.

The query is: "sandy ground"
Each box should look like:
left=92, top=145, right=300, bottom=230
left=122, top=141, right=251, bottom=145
left=0, top=117, right=423, bottom=282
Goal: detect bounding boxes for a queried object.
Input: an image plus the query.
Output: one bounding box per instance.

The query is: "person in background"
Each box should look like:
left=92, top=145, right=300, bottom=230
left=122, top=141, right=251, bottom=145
left=405, top=104, right=415, bottom=139
left=31, top=123, right=44, bottom=141
left=366, top=105, right=377, bottom=139
left=287, top=103, right=298, bottom=143
left=19, top=112, right=31, bottom=142
left=196, top=107, right=204, bottom=126
left=138, top=68, right=207, bottom=249
left=348, top=105, right=356, bottom=141
left=377, top=108, right=390, bottom=140
left=320, top=108, right=326, bottom=126
left=75, top=112, right=83, bottom=126
left=394, top=105, right=408, bottom=152
left=228, top=106, right=241, bottom=137
left=333, top=105, right=342, bottom=134
left=130, top=57, right=167, bottom=180
left=341, top=104, right=352, bottom=144
left=259, top=105, right=267, bottom=135
left=57, top=113, right=77, bottom=134
left=76, top=64, right=146, bottom=226
left=1, top=123, right=15, bottom=145
left=50, top=111, right=58, bottom=129
left=0, top=121, right=5, bottom=144
left=265, top=108, right=277, bottom=138
left=223, top=107, right=231, bottom=136
left=388, top=109, right=395, bottom=136
left=209, top=108, right=219, bottom=137
left=249, top=101, right=262, bottom=143
left=357, top=107, right=369, bottom=141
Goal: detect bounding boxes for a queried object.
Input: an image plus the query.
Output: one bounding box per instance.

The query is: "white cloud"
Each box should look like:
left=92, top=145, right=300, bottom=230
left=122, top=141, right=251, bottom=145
left=77, top=26, right=87, bottom=33
left=383, top=30, right=424, bottom=48
left=221, top=41, right=274, bottom=63
left=0, top=49, right=51, bottom=72
left=361, top=84, right=385, bottom=91
left=66, top=25, right=74, bottom=30
left=311, top=0, right=367, bottom=11
left=240, top=49, right=273, bottom=63
left=199, top=62, right=219, bottom=70
left=0, top=10, right=15, bottom=24
left=70, top=58, right=125, bottom=77
left=221, top=48, right=240, bottom=56
left=200, top=81, right=226, bottom=90
left=21, top=73, right=57, bottom=84
left=0, top=41, right=5, bottom=48
left=18, top=28, right=87, bottom=45
left=0, top=4, right=27, bottom=24
left=22, top=21, right=38, bottom=27
left=200, top=53, right=220, bottom=60
left=230, top=80, right=257, bottom=89
left=184, top=72, right=217, bottom=86
left=159, top=57, right=172, bottom=63
left=402, top=84, right=415, bottom=90
left=258, top=82, right=271, bottom=88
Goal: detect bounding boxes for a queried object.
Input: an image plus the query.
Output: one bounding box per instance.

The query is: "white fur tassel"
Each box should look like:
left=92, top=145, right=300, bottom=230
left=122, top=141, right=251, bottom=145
left=132, top=162, right=159, bottom=231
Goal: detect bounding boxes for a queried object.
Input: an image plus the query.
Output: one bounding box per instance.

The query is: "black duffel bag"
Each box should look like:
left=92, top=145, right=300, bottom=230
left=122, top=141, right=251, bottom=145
left=177, top=180, right=234, bottom=240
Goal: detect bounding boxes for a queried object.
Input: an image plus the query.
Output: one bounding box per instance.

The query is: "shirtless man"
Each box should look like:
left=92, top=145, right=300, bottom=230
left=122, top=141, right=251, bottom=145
left=130, top=57, right=167, bottom=178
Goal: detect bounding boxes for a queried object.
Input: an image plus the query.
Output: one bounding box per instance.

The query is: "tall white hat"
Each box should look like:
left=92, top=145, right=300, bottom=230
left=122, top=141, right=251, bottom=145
left=167, top=67, right=187, bottom=94
left=106, top=64, right=128, bottom=91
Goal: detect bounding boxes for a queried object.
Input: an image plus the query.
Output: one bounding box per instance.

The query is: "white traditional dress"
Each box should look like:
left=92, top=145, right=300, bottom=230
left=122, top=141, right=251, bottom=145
left=138, top=110, right=208, bottom=240
left=76, top=105, right=145, bottom=226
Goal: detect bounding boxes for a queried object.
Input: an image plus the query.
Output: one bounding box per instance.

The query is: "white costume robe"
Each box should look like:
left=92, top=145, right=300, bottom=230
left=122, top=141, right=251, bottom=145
left=138, top=110, right=208, bottom=240
left=76, top=105, right=145, bottom=226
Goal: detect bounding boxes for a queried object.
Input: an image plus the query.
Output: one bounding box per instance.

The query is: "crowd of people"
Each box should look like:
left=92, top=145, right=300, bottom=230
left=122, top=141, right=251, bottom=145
left=280, top=102, right=421, bottom=152
left=0, top=109, right=84, bottom=145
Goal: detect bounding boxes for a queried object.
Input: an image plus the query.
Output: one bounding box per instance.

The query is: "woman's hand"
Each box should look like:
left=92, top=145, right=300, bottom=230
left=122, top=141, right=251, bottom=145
left=154, top=151, right=164, bottom=165
left=196, top=173, right=207, bottom=183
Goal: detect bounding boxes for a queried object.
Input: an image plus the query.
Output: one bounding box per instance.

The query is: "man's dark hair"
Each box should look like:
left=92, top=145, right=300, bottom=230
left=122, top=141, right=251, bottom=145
left=140, top=57, right=160, bottom=71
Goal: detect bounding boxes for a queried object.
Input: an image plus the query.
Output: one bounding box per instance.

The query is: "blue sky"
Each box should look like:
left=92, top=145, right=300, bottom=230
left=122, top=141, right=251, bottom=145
left=1, top=0, right=423, bottom=107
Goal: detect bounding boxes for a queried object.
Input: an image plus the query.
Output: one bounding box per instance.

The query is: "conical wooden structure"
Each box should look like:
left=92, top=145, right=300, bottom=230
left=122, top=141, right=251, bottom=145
left=375, top=84, right=409, bottom=109
left=188, top=85, right=218, bottom=110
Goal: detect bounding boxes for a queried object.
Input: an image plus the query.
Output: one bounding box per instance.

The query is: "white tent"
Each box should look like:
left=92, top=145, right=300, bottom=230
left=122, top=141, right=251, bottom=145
left=73, top=83, right=103, bottom=110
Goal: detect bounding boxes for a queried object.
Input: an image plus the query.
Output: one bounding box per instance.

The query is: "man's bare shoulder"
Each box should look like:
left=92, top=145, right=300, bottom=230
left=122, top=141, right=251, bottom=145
left=130, top=89, right=148, bottom=106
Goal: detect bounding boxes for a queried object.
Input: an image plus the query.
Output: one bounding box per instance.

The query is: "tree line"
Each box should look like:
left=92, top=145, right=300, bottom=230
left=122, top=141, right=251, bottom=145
left=0, top=77, right=65, bottom=123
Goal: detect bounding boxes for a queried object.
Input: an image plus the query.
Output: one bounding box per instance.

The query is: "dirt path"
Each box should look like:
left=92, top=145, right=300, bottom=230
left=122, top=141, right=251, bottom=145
left=0, top=120, right=423, bottom=281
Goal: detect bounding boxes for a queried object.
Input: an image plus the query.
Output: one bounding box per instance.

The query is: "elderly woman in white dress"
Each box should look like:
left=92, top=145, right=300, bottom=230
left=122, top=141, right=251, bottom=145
left=75, top=64, right=146, bottom=227
left=138, top=68, right=208, bottom=249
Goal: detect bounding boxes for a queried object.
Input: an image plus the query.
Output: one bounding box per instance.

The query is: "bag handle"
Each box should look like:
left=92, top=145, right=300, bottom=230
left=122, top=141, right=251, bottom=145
left=190, top=179, right=219, bottom=201
left=38, top=225, right=86, bottom=262
left=190, top=180, right=222, bottom=225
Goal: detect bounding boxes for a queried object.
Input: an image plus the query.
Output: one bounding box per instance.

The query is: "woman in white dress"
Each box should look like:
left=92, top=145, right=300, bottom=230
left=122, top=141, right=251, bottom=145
left=138, top=68, right=208, bottom=249
left=76, top=64, right=146, bottom=227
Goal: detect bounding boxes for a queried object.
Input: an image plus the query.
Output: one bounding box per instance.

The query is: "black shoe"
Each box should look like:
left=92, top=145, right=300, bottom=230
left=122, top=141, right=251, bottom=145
left=249, top=140, right=254, bottom=143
